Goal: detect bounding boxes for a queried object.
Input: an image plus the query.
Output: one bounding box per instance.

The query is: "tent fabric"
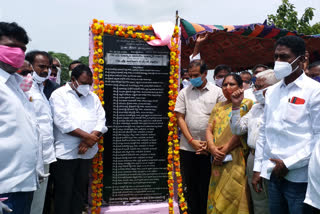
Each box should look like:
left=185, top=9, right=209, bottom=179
left=180, top=19, right=320, bottom=71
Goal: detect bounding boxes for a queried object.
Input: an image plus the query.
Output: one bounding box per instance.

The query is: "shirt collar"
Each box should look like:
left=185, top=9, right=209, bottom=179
left=0, top=67, right=12, bottom=84
left=280, top=72, right=305, bottom=89
left=192, top=81, right=210, bottom=91
left=0, top=68, right=23, bottom=85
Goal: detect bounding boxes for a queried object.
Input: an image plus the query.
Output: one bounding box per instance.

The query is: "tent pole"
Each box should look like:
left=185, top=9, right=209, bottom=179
left=176, top=10, right=179, bottom=26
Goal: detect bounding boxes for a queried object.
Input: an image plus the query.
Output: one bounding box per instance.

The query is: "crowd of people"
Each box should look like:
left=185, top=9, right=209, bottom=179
left=0, top=22, right=107, bottom=214
left=176, top=34, right=320, bottom=214
left=1, top=19, right=320, bottom=214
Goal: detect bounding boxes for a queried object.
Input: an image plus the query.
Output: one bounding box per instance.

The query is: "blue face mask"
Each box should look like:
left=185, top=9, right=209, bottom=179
left=190, top=76, right=203, bottom=87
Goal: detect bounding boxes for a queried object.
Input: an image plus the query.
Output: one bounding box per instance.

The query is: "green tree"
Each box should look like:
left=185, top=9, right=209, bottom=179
left=268, top=0, right=320, bottom=35
left=49, top=51, right=73, bottom=84
left=78, top=56, right=89, bottom=66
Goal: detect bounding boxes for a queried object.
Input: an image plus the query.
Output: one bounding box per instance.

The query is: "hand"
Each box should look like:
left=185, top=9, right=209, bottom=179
left=209, top=146, right=226, bottom=162
left=78, top=141, right=89, bottom=154
left=270, top=158, right=288, bottom=178
left=0, top=200, right=12, bottom=213
left=83, top=133, right=99, bottom=147
left=252, top=172, right=263, bottom=193
left=196, top=33, right=209, bottom=43
left=91, top=130, right=102, bottom=137
left=190, top=140, right=207, bottom=154
left=231, top=89, right=244, bottom=108
left=196, top=141, right=208, bottom=155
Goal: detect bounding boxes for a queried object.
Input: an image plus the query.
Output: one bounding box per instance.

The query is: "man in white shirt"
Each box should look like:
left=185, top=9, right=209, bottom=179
left=253, top=36, right=320, bottom=213
left=24, top=50, right=57, bottom=214
left=175, top=59, right=225, bottom=214
left=50, top=64, right=108, bottom=214
left=0, top=22, right=39, bottom=214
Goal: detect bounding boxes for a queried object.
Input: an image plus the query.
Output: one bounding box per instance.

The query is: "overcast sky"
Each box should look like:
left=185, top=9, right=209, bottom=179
left=1, top=0, right=319, bottom=60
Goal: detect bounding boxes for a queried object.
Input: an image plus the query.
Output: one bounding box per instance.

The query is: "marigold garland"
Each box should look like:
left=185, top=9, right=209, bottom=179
left=167, top=26, right=188, bottom=214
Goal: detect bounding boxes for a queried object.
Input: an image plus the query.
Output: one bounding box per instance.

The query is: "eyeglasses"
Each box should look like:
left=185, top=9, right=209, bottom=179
left=20, top=70, right=33, bottom=76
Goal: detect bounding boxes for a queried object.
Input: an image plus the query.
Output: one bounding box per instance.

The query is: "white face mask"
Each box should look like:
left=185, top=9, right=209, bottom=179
left=253, top=87, right=268, bottom=104
left=215, top=78, right=224, bottom=88
left=274, top=56, right=301, bottom=80
left=75, top=80, right=90, bottom=96
left=32, top=65, right=49, bottom=84
left=182, top=79, right=191, bottom=88
left=32, top=71, right=47, bottom=83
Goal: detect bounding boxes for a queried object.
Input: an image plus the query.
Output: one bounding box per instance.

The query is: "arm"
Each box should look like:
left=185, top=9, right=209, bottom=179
left=229, top=89, right=249, bottom=135
left=49, top=92, right=98, bottom=147
left=190, top=33, right=208, bottom=60
left=176, top=112, right=206, bottom=154
left=206, top=110, right=225, bottom=161
left=92, top=95, right=108, bottom=135
left=252, top=99, right=267, bottom=193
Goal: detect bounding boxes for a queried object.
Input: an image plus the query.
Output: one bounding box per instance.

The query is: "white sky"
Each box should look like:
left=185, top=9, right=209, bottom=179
left=1, top=0, right=319, bottom=60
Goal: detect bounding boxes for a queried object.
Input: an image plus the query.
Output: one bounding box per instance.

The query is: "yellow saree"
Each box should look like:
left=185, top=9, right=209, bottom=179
left=207, top=99, right=253, bottom=214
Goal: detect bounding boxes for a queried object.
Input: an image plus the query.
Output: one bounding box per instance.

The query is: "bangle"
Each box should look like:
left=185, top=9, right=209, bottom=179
left=188, top=138, right=194, bottom=143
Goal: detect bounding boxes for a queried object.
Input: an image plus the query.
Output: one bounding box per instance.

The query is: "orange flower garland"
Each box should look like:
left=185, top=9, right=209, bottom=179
left=167, top=26, right=187, bottom=214
left=90, top=19, right=106, bottom=214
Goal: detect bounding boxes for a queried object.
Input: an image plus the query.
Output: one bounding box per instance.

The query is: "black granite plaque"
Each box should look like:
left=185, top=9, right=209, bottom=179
left=102, top=34, right=170, bottom=205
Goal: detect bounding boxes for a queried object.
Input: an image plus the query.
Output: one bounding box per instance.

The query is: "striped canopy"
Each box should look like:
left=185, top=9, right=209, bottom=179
left=180, top=19, right=320, bottom=71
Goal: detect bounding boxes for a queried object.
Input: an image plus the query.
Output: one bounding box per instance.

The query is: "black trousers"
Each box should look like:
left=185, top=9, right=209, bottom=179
left=53, top=158, right=91, bottom=214
left=180, top=150, right=211, bottom=214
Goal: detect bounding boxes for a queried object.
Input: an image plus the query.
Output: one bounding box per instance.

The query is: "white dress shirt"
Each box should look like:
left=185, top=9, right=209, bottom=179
left=230, top=103, right=264, bottom=149
left=254, top=73, right=320, bottom=182
left=0, top=68, right=39, bottom=194
left=305, top=140, right=320, bottom=209
left=174, top=81, right=225, bottom=152
left=26, top=81, right=56, bottom=164
left=50, top=83, right=108, bottom=159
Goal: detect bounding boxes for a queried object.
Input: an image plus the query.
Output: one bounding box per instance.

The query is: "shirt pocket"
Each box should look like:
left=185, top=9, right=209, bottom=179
left=204, top=100, right=216, bottom=115
left=284, top=103, right=306, bottom=124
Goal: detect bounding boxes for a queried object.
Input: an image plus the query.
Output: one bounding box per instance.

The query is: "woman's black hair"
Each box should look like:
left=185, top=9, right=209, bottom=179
left=71, top=64, right=93, bottom=79
left=214, top=64, right=232, bottom=77
left=222, top=73, right=243, bottom=87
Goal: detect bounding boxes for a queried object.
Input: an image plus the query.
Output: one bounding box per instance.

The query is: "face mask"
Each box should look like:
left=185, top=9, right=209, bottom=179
left=215, top=78, right=224, bottom=88
left=56, top=67, right=62, bottom=85
left=190, top=76, right=203, bottom=87
left=274, top=56, right=301, bottom=80
left=182, top=79, right=191, bottom=88
left=20, top=73, right=33, bottom=92
left=75, top=80, right=90, bottom=96
left=48, top=76, right=57, bottom=82
left=253, top=89, right=266, bottom=104
left=32, top=71, right=47, bottom=84
left=0, top=45, right=25, bottom=68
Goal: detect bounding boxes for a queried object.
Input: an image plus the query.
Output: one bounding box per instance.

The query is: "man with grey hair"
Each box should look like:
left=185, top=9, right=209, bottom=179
left=49, top=57, right=62, bottom=85
left=230, top=69, right=279, bottom=214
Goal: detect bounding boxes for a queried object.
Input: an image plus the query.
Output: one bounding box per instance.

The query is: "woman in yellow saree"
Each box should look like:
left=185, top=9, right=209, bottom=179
left=206, top=73, right=253, bottom=214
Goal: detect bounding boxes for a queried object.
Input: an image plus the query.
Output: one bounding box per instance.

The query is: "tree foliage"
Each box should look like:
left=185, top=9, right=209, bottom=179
left=268, top=0, right=320, bottom=35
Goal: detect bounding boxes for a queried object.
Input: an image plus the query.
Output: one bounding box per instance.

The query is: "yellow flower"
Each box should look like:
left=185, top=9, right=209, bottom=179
left=98, top=59, right=104, bottom=64
left=150, top=36, right=155, bottom=40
